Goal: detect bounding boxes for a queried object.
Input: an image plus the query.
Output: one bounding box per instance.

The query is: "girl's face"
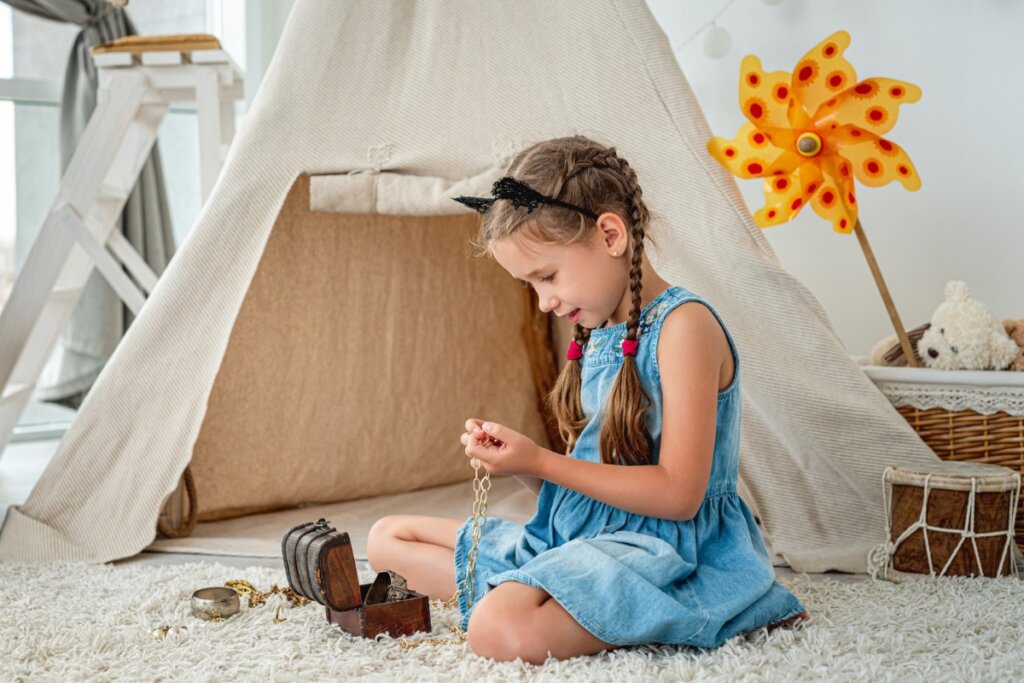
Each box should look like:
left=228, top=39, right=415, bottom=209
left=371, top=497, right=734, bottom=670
left=490, top=213, right=631, bottom=328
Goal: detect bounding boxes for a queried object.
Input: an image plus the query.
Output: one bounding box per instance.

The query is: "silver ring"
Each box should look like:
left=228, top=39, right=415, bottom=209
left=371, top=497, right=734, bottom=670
left=190, top=587, right=240, bottom=621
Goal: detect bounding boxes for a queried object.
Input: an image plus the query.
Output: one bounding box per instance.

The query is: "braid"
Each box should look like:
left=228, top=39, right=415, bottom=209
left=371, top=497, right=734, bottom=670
left=560, top=146, right=618, bottom=185
left=592, top=152, right=654, bottom=466
left=619, top=158, right=647, bottom=348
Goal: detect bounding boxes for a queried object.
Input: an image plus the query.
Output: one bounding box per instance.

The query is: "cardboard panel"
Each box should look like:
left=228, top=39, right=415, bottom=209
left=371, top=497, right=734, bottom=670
left=190, top=173, right=554, bottom=521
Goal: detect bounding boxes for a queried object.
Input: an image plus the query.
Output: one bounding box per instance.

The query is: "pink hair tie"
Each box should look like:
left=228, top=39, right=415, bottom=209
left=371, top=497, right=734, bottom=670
left=621, top=338, right=639, bottom=356
left=566, top=340, right=584, bottom=361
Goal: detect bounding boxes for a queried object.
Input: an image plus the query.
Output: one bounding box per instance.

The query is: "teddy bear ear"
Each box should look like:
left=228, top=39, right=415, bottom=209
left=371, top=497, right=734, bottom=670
left=944, top=280, right=971, bottom=302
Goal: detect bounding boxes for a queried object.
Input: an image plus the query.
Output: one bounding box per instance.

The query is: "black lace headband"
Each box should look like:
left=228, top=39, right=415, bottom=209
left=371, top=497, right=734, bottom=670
left=451, top=176, right=599, bottom=221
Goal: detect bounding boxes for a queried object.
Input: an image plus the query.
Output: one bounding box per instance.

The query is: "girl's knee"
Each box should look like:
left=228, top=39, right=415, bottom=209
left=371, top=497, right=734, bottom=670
left=466, top=596, right=551, bottom=664
left=466, top=602, right=518, bottom=662
left=365, top=515, right=405, bottom=568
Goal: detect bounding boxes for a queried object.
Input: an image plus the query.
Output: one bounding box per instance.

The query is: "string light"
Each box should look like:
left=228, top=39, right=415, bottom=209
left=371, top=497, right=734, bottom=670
left=702, top=22, right=732, bottom=59
left=672, top=0, right=736, bottom=58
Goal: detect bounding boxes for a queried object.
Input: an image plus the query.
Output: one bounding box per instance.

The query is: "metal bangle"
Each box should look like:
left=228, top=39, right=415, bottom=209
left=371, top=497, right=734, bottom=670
left=191, top=586, right=241, bottom=620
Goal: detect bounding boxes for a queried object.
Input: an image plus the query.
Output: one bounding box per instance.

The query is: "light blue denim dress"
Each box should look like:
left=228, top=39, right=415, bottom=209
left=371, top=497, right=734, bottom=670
left=453, top=285, right=806, bottom=648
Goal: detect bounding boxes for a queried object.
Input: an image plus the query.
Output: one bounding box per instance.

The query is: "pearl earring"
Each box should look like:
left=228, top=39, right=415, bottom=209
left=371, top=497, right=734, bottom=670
left=611, top=251, right=618, bottom=257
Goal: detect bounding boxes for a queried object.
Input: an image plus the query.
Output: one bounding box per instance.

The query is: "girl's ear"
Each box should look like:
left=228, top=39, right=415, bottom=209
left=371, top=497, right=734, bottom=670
left=595, top=212, right=629, bottom=254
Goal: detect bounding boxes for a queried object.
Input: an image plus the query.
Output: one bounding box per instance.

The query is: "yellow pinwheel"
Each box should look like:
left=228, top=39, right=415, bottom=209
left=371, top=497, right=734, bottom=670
left=708, top=30, right=921, bottom=234
left=708, top=30, right=924, bottom=366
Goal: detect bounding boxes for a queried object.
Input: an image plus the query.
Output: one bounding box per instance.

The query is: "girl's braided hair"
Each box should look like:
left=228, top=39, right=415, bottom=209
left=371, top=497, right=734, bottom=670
left=470, top=135, right=660, bottom=466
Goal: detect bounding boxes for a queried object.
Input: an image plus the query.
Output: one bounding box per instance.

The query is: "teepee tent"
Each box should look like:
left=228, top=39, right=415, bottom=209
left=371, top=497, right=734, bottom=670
left=0, top=0, right=951, bottom=572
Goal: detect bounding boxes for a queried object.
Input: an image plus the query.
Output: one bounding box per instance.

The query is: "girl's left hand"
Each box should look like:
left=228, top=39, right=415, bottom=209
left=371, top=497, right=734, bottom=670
left=459, top=420, right=542, bottom=477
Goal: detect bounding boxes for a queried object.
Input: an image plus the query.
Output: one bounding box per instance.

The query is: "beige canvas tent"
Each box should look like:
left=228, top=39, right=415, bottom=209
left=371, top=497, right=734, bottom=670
left=0, top=0, right=959, bottom=573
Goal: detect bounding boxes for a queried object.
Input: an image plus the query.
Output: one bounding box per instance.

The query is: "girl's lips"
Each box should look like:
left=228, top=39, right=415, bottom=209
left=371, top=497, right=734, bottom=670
left=569, top=308, right=581, bottom=322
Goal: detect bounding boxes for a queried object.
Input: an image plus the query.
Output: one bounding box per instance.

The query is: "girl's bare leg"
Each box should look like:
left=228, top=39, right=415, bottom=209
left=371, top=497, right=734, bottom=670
left=365, top=514, right=463, bottom=600
left=467, top=580, right=616, bottom=664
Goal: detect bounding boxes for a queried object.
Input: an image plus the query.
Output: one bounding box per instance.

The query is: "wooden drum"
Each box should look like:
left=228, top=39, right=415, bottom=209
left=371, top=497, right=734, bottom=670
left=868, top=461, right=1021, bottom=580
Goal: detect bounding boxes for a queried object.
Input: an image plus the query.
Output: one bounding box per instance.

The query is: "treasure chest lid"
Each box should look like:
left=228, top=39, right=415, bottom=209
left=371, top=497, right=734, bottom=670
left=281, top=519, right=331, bottom=601
left=316, top=531, right=364, bottom=611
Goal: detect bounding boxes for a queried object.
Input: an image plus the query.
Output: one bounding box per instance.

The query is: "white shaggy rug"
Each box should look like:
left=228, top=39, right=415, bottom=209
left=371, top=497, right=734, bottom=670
left=2, top=561, right=1023, bottom=682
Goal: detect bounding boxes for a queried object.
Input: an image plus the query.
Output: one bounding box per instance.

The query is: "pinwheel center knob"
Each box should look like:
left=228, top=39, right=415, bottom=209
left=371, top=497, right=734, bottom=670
left=797, top=132, right=822, bottom=157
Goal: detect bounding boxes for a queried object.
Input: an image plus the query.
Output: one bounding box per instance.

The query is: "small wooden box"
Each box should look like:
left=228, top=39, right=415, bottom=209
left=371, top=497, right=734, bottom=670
left=326, top=582, right=432, bottom=639
left=281, top=520, right=432, bottom=638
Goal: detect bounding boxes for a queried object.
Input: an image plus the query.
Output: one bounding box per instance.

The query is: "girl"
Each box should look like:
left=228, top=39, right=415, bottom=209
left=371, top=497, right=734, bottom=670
left=366, top=135, right=809, bottom=664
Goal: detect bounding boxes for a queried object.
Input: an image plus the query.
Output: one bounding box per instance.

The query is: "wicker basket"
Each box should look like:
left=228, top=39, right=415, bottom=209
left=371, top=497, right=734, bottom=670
left=858, top=359, right=1024, bottom=552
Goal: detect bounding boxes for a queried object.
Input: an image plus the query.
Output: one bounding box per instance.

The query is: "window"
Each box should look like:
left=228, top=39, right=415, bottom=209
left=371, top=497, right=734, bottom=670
left=0, top=0, right=246, bottom=440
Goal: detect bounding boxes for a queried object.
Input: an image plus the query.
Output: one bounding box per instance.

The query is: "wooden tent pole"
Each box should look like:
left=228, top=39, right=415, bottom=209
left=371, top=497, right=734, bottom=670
left=853, top=219, right=919, bottom=367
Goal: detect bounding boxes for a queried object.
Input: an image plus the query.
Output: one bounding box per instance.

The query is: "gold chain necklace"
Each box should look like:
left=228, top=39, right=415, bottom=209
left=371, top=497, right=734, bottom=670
left=225, top=579, right=309, bottom=608
left=398, top=459, right=492, bottom=649
left=218, top=579, right=310, bottom=624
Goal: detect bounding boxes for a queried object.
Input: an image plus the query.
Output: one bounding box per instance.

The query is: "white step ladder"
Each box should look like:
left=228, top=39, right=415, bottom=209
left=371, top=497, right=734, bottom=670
left=0, top=43, right=244, bottom=456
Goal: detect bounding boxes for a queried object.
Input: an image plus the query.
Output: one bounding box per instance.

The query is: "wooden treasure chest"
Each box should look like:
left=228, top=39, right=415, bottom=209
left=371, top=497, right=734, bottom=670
left=281, top=519, right=432, bottom=638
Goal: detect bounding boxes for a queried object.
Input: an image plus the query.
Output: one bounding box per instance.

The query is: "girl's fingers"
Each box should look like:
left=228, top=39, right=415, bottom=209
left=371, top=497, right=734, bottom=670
left=472, top=428, right=493, bottom=446
left=472, top=427, right=504, bottom=446
left=460, top=429, right=490, bottom=447
left=466, top=443, right=493, bottom=462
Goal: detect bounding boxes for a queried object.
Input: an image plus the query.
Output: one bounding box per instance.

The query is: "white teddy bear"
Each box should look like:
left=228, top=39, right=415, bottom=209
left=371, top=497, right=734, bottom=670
left=915, top=281, right=1019, bottom=371
left=868, top=280, right=1018, bottom=370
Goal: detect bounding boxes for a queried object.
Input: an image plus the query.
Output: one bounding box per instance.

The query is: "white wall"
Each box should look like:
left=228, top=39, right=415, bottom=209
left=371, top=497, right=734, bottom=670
left=646, top=0, right=1023, bottom=356
left=11, top=0, right=1016, bottom=358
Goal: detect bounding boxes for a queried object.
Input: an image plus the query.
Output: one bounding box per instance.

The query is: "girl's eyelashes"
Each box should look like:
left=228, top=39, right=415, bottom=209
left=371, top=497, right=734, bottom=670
left=519, top=274, right=555, bottom=288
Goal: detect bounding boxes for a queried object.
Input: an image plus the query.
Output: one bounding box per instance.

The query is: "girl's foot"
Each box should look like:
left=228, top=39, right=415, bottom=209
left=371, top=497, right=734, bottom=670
left=765, top=609, right=810, bottom=633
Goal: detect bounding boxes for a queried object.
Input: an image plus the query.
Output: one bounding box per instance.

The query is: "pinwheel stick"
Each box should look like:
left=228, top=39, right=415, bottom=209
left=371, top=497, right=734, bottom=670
left=853, top=219, right=920, bottom=368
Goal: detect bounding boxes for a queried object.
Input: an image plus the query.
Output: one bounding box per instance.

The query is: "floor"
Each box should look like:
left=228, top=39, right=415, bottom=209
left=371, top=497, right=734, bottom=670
left=3, top=433, right=1019, bottom=582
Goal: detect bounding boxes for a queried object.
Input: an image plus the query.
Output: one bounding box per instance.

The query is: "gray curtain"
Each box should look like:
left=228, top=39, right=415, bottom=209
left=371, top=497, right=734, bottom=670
left=4, top=0, right=176, bottom=408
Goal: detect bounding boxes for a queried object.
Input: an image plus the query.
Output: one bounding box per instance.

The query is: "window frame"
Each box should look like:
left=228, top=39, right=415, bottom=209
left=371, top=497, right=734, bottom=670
left=0, top=0, right=250, bottom=441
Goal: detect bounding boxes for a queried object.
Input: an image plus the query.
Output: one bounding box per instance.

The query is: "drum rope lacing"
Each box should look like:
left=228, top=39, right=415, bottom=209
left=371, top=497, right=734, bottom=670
left=867, top=467, right=1021, bottom=582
